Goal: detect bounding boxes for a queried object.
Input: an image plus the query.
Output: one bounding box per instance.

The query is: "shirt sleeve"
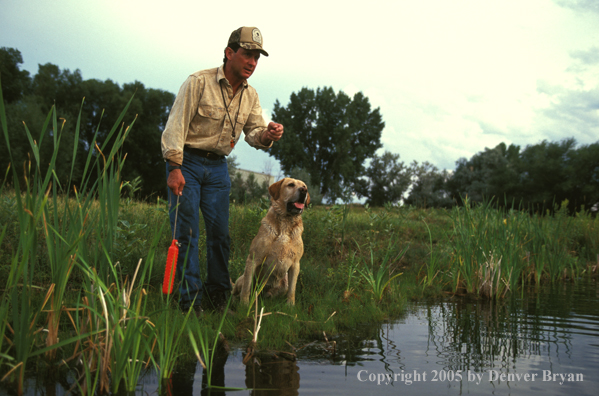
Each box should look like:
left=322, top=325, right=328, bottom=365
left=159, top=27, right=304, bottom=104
left=161, top=75, right=204, bottom=164
left=243, top=93, right=273, bottom=150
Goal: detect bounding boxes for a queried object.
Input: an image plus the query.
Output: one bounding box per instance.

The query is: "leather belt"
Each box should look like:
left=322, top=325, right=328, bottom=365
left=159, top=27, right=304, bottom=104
left=184, top=146, right=225, bottom=160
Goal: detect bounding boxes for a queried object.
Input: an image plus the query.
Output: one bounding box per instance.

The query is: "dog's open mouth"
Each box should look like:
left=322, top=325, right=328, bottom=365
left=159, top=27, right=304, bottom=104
left=287, top=192, right=308, bottom=215
left=287, top=201, right=305, bottom=214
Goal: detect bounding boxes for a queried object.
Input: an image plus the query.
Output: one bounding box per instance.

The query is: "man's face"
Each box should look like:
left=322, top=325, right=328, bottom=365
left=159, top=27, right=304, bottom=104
left=227, top=48, right=261, bottom=80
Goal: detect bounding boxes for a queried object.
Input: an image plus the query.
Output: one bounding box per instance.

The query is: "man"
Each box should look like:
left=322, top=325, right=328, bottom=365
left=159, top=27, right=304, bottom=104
left=161, top=26, right=284, bottom=314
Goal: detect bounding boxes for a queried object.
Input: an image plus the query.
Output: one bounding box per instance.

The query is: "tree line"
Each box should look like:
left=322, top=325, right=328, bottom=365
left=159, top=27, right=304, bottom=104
left=2, top=47, right=598, bottom=211
left=1, top=47, right=174, bottom=199
left=354, top=140, right=598, bottom=213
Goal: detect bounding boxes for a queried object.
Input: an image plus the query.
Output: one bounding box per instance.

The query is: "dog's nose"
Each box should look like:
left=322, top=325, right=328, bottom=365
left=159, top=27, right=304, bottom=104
left=299, top=186, right=307, bottom=193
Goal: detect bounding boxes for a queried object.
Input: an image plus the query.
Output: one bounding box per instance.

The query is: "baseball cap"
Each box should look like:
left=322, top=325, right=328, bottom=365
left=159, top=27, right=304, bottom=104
left=227, top=27, right=269, bottom=56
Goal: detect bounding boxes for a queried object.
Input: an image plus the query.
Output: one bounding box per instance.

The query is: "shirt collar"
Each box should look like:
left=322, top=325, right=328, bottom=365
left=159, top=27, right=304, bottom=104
left=217, top=65, right=248, bottom=89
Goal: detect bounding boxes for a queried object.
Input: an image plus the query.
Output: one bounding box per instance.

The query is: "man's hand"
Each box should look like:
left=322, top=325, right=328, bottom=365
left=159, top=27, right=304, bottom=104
left=261, top=122, right=284, bottom=145
left=167, top=167, right=185, bottom=196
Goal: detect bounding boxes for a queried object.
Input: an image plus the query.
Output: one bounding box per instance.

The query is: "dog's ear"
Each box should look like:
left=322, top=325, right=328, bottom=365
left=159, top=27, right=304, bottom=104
left=268, top=178, right=285, bottom=201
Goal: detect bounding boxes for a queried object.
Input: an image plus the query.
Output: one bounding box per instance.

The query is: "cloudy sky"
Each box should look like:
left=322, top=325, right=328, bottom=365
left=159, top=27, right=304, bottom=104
left=2, top=0, right=598, bottom=177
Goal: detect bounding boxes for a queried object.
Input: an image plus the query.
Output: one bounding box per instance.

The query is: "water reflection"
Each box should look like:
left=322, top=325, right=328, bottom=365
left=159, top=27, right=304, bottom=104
left=159, top=344, right=229, bottom=396
left=146, top=348, right=301, bottom=396
left=423, top=282, right=599, bottom=374
left=332, top=281, right=599, bottom=395
left=7, top=281, right=599, bottom=395
left=243, top=354, right=299, bottom=396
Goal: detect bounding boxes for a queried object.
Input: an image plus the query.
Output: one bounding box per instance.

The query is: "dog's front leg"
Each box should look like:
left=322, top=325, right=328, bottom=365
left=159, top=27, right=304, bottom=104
left=286, top=261, right=300, bottom=306
left=240, top=253, right=259, bottom=304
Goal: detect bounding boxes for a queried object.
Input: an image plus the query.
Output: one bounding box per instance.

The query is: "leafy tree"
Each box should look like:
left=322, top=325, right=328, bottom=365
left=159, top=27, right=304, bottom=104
left=513, top=138, right=599, bottom=213
left=270, top=87, right=384, bottom=203
left=228, top=155, right=268, bottom=203
left=517, top=138, right=576, bottom=211
left=566, top=141, right=599, bottom=210
left=446, top=142, right=520, bottom=204
left=405, top=161, right=453, bottom=208
left=445, top=139, right=599, bottom=213
left=2, top=96, right=46, bottom=177
left=0, top=47, right=31, bottom=103
left=354, top=151, right=411, bottom=206
left=119, top=81, right=175, bottom=198
left=32, top=63, right=85, bottom=116
left=1, top=53, right=175, bottom=199
left=32, top=68, right=174, bottom=198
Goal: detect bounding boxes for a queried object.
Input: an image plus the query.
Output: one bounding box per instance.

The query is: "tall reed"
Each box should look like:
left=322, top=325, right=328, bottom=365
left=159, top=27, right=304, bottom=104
left=150, top=306, right=193, bottom=383
left=1, top=75, right=54, bottom=394
left=422, top=220, right=442, bottom=288
left=0, top=77, right=142, bottom=393
left=187, top=298, right=245, bottom=391
left=449, top=197, right=584, bottom=298
left=0, top=225, right=9, bottom=366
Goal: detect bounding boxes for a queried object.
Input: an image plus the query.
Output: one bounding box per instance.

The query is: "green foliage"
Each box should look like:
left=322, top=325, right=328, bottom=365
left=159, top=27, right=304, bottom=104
left=227, top=155, right=272, bottom=204
left=0, top=48, right=31, bottom=103
left=344, top=251, right=360, bottom=292
left=406, top=161, right=453, bottom=208
left=186, top=298, right=243, bottom=391
left=448, top=198, right=585, bottom=298
left=226, top=153, right=240, bottom=175
left=0, top=48, right=175, bottom=199
left=0, top=74, right=141, bottom=392
left=421, top=220, right=444, bottom=288
left=446, top=142, right=520, bottom=204
left=301, top=204, right=351, bottom=257
left=229, top=172, right=269, bottom=204
left=270, top=87, right=384, bottom=203
left=354, top=151, right=411, bottom=206
left=357, top=241, right=407, bottom=302
left=446, top=139, right=599, bottom=213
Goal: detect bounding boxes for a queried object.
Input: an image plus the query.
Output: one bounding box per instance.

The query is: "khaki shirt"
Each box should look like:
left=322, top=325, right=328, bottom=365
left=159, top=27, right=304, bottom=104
left=161, top=66, right=272, bottom=165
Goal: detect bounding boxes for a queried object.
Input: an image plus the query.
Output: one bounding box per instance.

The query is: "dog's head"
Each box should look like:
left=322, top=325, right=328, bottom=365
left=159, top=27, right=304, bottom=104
left=268, top=178, right=310, bottom=215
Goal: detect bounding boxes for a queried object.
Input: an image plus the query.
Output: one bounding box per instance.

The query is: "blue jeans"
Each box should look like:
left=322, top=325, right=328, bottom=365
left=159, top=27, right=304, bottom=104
left=166, top=150, right=231, bottom=309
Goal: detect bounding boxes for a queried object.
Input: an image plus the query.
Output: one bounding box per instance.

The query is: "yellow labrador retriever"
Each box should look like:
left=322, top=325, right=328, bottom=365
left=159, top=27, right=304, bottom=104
left=233, top=178, right=310, bottom=305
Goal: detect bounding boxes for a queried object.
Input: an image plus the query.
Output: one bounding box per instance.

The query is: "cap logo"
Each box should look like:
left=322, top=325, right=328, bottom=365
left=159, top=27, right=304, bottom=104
left=251, top=28, right=262, bottom=44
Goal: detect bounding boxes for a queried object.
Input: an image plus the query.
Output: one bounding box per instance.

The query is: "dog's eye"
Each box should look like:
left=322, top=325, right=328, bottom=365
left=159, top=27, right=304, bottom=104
left=288, top=183, right=295, bottom=187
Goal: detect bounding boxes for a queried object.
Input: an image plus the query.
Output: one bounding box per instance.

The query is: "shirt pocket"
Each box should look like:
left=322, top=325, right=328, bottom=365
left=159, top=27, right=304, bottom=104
left=192, top=105, right=224, bottom=139
left=197, top=105, right=223, bottom=120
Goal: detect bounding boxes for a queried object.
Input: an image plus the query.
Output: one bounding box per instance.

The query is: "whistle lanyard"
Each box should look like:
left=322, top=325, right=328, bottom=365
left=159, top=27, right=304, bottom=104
left=220, top=84, right=244, bottom=148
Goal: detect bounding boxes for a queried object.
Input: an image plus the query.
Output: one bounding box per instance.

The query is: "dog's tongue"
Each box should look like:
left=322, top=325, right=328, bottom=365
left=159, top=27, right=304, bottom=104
left=294, top=202, right=304, bottom=209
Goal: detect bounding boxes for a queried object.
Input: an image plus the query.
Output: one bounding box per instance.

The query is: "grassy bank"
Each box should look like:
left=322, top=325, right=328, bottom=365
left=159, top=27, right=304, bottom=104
left=1, top=88, right=598, bottom=394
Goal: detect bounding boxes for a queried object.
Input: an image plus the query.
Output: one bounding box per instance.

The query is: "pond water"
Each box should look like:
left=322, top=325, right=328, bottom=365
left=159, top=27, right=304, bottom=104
left=7, top=280, right=599, bottom=395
